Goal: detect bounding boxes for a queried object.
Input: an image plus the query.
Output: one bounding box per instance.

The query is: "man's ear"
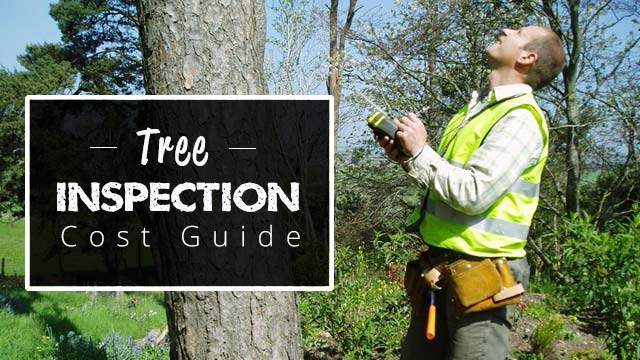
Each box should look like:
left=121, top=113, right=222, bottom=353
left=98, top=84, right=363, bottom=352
left=518, top=51, right=537, bottom=66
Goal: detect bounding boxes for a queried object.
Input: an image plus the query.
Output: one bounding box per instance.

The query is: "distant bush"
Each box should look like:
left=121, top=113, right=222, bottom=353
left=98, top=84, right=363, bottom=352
left=335, top=153, right=416, bottom=244
left=553, top=205, right=640, bottom=359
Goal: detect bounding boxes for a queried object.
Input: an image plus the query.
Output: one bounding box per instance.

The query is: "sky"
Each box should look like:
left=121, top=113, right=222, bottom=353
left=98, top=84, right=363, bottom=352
left=0, top=0, right=62, bottom=70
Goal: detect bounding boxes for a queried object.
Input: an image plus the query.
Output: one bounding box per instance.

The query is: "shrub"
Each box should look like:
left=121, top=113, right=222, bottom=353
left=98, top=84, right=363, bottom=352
left=299, top=246, right=410, bottom=359
left=553, top=205, right=640, bottom=358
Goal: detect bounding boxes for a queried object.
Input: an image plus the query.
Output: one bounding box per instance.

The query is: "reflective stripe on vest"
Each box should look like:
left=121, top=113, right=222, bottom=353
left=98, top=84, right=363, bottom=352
left=425, top=198, right=530, bottom=240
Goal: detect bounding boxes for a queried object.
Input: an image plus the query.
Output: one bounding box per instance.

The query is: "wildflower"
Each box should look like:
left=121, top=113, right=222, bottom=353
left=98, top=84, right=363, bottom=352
left=114, top=334, right=122, bottom=342
left=517, top=302, right=526, bottom=309
left=144, top=332, right=156, bottom=345
left=99, top=335, right=111, bottom=347
left=133, top=345, right=142, bottom=355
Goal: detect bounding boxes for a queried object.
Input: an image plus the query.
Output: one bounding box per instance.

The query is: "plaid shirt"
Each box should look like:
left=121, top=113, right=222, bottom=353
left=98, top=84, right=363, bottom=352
left=406, top=84, right=543, bottom=215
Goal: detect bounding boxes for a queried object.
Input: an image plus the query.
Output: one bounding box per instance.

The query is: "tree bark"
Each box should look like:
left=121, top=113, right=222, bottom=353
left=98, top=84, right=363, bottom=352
left=135, top=1, right=302, bottom=358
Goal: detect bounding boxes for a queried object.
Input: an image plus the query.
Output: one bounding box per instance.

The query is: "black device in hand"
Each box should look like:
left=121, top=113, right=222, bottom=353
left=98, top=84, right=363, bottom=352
left=367, top=110, right=403, bottom=151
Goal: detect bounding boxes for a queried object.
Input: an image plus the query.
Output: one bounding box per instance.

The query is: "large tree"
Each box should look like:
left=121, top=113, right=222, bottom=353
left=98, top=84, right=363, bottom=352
left=135, top=0, right=302, bottom=358
left=49, top=0, right=142, bottom=94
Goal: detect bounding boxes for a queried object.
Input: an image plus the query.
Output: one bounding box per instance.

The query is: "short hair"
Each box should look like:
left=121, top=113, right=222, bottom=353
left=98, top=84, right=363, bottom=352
left=524, top=29, right=565, bottom=90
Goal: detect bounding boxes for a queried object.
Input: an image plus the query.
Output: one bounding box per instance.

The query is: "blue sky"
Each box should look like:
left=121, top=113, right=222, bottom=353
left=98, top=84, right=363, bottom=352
left=0, top=0, right=62, bottom=70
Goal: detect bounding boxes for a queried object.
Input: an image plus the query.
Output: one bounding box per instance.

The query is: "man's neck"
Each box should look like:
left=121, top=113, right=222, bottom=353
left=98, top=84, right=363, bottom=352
left=487, top=68, right=527, bottom=90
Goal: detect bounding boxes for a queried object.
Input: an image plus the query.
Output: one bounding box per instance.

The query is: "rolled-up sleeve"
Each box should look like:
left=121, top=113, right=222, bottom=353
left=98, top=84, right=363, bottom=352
left=406, top=109, right=542, bottom=215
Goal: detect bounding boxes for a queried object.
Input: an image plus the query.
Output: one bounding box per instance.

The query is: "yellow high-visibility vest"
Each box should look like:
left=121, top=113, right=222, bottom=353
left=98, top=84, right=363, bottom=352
left=406, top=92, right=549, bottom=258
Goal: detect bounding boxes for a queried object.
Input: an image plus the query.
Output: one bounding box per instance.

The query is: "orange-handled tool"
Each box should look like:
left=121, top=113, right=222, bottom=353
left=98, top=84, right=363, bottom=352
left=426, top=290, right=436, bottom=340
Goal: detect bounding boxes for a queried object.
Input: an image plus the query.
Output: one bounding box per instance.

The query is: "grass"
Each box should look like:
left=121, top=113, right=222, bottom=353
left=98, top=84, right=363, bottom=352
left=0, top=218, right=25, bottom=276
left=1, top=278, right=168, bottom=359
left=0, top=219, right=168, bottom=359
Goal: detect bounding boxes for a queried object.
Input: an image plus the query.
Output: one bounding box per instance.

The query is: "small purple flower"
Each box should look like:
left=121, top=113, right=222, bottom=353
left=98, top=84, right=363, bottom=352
left=100, top=335, right=110, bottom=347
left=133, top=345, right=142, bottom=355
left=114, top=334, right=122, bottom=342
left=144, top=332, right=156, bottom=345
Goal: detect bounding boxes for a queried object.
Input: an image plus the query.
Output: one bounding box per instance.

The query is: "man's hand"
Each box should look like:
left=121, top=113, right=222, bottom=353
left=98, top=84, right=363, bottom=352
left=396, top=112, right=427, bottom=157
left=376, top=134, right=408, bottom=163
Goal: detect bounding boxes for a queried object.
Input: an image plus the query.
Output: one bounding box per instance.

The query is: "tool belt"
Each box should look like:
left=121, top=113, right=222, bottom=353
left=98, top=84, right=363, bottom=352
left=404, top=247, right=524, bottom=317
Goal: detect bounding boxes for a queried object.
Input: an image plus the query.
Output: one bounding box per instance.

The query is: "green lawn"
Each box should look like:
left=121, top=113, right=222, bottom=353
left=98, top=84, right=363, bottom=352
left=0, top=218, right=25, bottom=276
left=0, top=219, right=168, bottom=359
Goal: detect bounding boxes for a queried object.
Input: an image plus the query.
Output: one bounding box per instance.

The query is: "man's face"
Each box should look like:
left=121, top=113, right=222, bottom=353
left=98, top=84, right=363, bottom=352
left=485, top=26, right=542, bottom=68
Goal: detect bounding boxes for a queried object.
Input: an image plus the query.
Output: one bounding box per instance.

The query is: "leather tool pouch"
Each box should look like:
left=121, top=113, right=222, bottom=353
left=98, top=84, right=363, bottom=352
left=447, top=257, right=524, bottom=317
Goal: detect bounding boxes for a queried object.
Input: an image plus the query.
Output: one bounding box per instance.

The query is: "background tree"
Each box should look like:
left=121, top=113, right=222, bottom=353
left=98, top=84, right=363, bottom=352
left=265, top=0, right=326, bottom=95
left=135, top=0, right=302, bottom=358
left=351, top=0, right=529, bottom=139
left=49, top=0, right=142, bottom=94
left=518, top=0, right=640, bottom=273
left=0, top=44, right=75, bottom=218
left=328, top=0, right=358, bottom=144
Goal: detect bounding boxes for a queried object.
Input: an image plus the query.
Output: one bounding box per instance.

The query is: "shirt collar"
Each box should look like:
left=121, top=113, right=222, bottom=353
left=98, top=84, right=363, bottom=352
left=491, top=84, right=533, bottom=102
left=469, top=83, right=533, bottom=108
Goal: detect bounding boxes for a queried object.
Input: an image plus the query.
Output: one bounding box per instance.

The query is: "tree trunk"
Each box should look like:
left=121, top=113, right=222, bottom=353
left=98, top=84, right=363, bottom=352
left=135, top=1, right=302, bottom=358
left=563, top=0, right=582, bottom=214
left=327, top=0, right=357, bottom=150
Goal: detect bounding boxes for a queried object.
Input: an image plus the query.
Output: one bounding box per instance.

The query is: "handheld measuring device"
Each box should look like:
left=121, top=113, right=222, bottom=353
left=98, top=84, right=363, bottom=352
left=367, top=110, right=399, bottom=141
left=358, top=93, right=403, bottom=151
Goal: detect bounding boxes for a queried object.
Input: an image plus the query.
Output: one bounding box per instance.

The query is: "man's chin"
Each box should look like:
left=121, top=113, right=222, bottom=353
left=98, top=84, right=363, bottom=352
left=484, top=46, right=493, bottom=57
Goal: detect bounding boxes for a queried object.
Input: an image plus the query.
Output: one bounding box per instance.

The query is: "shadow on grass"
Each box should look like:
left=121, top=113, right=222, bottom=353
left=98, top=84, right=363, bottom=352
left=1, top=275, right=40, bottom=314
left=1, top=275, right=108, bottom=358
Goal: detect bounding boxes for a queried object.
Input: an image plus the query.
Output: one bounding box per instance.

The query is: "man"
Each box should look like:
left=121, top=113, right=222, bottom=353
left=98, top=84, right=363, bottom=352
left=377, top=26, right=565, bottom=359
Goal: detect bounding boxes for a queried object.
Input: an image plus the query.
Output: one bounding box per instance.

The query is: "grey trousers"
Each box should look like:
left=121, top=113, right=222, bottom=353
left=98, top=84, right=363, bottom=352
left=400, top=257, right=530, bottom=360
